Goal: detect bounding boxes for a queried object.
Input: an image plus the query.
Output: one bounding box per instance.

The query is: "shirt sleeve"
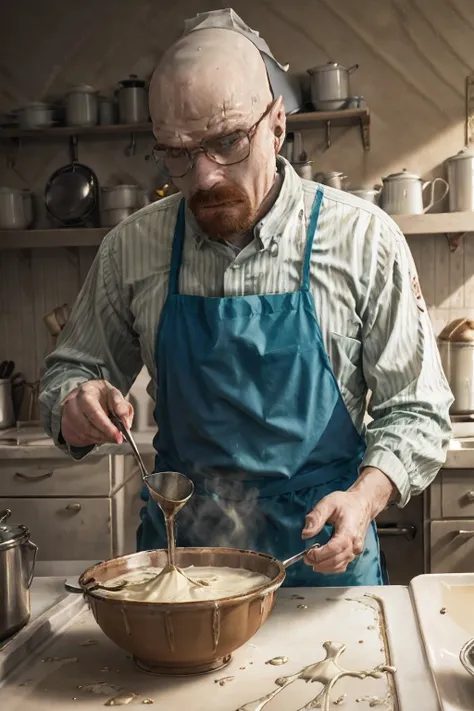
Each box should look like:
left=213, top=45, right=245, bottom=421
left=39, top=229, right=143, bottom=459
left=360, top=217, right=453, bottom=507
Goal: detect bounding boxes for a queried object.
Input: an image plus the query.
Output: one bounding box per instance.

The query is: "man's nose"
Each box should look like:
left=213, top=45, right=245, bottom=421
left=190, top=152, right=224, bottom=191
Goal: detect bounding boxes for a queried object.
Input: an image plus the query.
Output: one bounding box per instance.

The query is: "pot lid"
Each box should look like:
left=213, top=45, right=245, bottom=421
left=438, top=318, right=474, bottom=342
left=383, top=169, right=421, bottom=182
left=68, top=84, right=96, bottom=94
left=308, top=61, right=348, bottom=73
left=446, top=146, right=474, bottom=162
left=119, top=74, right=146, bottom=88
left=0, top=510, right=28, bottom=550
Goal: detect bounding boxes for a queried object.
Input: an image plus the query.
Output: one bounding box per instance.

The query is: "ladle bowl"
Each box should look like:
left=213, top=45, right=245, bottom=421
left=79, top=547, right=285, bottom=675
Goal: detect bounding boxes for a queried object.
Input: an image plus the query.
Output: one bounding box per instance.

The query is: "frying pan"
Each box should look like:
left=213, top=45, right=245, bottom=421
left=44, top=135, right=99, bottom=225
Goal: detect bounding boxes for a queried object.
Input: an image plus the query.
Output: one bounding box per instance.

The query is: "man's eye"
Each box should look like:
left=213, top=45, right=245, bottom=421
left=166, top=148, right=187, bottom=159
left=213, top=132, right=245, bottom=151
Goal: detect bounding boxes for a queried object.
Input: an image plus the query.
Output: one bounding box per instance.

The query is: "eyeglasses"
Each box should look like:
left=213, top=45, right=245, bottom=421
left=151, top=102, right=274, bottom=178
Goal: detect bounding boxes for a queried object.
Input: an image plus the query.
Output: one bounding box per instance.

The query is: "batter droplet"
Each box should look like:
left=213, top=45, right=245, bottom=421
left=297, top=604, right=308, bottom=609
left=266, top=656, right=288, bottom=666
left=142, top=700, right=154, bottom=705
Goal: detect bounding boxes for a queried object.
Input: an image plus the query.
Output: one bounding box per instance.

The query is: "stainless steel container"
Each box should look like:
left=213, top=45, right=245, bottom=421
left=446, top=147, right=474, bottom=212
left=18, top=102, right=53, bottom=129
left=347, top=187, right=382, bottom=204
left=307, top=62, right=358, bottom=111
left=0, top=509, right=37, bottom=641
left=0, top=378, right=15, bottom=429
left=98, top=95, right=116, bottom=125
left=0, top=187, right=31, bottom=230
left=66, top=85, right=98, bottom=127
left=117, top=75, right=148, bottom=124
left=438, top=318, right=474, bottom=414
left=315, top=171, right=347, bottom=190
left=291, top=161, right=313, bottom=180
left=101, top=185, right=140, bottom=210
left=100, top=207, right=136, bottom=227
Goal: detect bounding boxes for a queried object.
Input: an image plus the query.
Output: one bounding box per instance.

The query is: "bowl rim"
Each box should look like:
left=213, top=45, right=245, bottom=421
left=78, top=547, right=286, bottom=609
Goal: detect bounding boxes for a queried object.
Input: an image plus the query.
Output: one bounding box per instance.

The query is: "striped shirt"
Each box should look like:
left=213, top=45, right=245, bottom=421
left=39, top=158, right=453, bottom=506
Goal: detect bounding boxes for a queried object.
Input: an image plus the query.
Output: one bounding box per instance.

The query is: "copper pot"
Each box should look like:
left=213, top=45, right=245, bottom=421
left=79, top=547, right=285, bottom=675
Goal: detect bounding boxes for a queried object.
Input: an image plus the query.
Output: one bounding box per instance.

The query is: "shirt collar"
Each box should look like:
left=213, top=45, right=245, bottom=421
left=185, top=156, right=304, bottom=250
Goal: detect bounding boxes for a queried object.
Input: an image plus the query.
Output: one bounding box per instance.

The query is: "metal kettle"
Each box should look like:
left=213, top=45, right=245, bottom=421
left=0, top=509, right=37, bottom=641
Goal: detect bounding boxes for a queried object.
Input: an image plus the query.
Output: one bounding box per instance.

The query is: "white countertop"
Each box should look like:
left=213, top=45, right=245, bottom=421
left=0, top=578, right=439, bottom=710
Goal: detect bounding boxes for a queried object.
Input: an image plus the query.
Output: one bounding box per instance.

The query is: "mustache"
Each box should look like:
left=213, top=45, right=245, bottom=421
left=189, top=185, right=246, bottom=209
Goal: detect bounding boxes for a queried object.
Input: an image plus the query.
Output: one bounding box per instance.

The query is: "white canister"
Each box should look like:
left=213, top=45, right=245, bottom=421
left=347, top=187, right=381, bottom=204
left=380, top=169, right=449, bottom=215
left=66, top=85, right=98, bottom=127
left=446, top=147, right=474, bottom=212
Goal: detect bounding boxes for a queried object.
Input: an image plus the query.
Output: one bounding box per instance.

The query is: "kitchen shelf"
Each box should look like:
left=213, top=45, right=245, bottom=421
left=0, top=123, right=153, bottom=139
left=2, top=211, right=473, bottom=251
left=287, top=107, right=370, bottom=150
left=0, top=228, right=107, bottom=249
left=393, top=212, right=474, bottom=235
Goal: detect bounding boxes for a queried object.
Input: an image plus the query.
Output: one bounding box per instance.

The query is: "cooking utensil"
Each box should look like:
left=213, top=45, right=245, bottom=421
left=460, top=637, right=474, bottom=677
left=117, top=75, right=148, bottom=124
left=101, top=185, right=140, bottom=210
left=438, top=318, right=474, bottom=414
left=18, top=102, right=53, bottom=129
left=44, top=136, right=99, bottom=226
left=292, top=161, right=313, bottom=180
left=0, top=187, right=33, bottom=230
left=0, top=509, right=37, bottom=642
left=307, top=62, right=358, bottom=111
left=446, top=147, right=474, bottom=212
left=380, top=169, right=449, bottom=215
left=98, top=95, right=116, bottom=125
left=79, top=547, right=285, bottom=675
left=282, top=543, right=321, bottom=568
left=315, top=171, right=347, bottom=190
left=100, top=207, right=136, bottom=227
left=347, top=187, right=382, bottom=204
left=65, top=85, right=98, bottom=127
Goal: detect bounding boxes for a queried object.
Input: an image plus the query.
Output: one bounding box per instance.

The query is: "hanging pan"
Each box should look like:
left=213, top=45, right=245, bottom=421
left=44, top=135, right=99, bottom=226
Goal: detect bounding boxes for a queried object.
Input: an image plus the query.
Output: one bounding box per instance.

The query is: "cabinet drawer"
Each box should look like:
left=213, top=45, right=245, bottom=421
left=430, top=520, right=474, bottom=574
left=441, top=470, right=474, bottom=517
left=0, top=457, right=111, bottom=497
left=0, top=497, right=112, bottom=560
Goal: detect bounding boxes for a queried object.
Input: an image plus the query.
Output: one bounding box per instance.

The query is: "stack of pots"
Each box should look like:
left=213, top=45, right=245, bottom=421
left=100, top=185, right=149, bottom=227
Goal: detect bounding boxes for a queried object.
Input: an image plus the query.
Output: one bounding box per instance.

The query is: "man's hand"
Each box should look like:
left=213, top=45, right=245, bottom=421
left=302, top=467, right=395, bottom=574
left=61, top=380, right=133, bottom=447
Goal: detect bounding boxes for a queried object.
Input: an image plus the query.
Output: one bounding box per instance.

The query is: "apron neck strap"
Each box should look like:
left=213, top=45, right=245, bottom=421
left=301, top=187, right=324, bottom=292
left=168, top=199, right=187, bottom=296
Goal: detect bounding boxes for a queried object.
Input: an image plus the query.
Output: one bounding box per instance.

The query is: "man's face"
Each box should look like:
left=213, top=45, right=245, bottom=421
left=155, top=103, right=280, bottom=239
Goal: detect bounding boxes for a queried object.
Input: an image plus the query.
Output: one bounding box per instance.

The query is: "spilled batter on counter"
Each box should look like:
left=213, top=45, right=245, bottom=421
left=98, top=564, right=271, bottom=603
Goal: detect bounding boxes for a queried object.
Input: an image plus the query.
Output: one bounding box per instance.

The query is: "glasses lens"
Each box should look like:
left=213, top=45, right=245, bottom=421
left=153, top=147, right=192, bottom=178
left=205, top=132, right=250, bottom=165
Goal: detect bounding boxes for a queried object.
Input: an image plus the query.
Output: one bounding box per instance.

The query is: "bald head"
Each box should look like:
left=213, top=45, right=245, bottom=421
left=149, top=28, right=273, bottom=143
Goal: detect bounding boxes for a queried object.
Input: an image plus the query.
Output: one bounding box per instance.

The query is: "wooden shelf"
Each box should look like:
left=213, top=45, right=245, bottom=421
left=2, top=211, right=473, bottom=250
left=0, top=228, right=107, bottom=249
left=393, top=212, right=474, bottom=235
left=0, top=123, right=153, bottom=139
left=287, top=108, right=370, bottom=150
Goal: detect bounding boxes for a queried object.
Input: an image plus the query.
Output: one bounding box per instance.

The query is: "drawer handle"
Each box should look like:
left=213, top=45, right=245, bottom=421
left=457, top=530, right=474, bottom=537
left=15, top=470, right=53, bottom=482
left=65, top=503, right=82, bottom=512
left=376, top=524, right=416, bottom=541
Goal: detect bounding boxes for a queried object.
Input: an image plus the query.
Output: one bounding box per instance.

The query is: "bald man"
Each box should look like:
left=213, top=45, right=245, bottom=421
left=40, top=9, right=452, bottom=587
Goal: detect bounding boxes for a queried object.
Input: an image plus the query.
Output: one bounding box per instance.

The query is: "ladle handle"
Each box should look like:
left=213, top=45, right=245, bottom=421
left=282, top=542, right=321, bottom=569
left=109, top=412, right=149, bottom=482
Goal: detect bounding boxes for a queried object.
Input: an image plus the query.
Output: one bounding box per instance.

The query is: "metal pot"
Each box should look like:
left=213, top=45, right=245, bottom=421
left=98, top=95, right=116, bottom=125
left=438, top=318, right=474, bottom=414
left=101, top=185, right=140, bottom=210
left=0, top=378, right=15, bottom=429
left=291, top=161, right=313, bottom=180
left=380, top=169, right=449, bottom=215
left=446, top=147, right=474, bottom=212
left=0, top=187, right=33, bottom=230
left=18, top=102, right=54, bottom=129
left=117, top=75, right=148, bottom=124
left=347, top=187, right=382, bottom=204
left=100, top=207, right=136, bottom=227
left=0, top=509, right=37, bottom=641
left=315, top=171, right=347, bottom=190
left=307, top=62, right=358, bottom=111
left=66, top=85, right=98, bottom=127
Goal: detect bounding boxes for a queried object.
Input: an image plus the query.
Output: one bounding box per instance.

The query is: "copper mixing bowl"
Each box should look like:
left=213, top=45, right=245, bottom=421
left=79, top=548, right=286, bottom=675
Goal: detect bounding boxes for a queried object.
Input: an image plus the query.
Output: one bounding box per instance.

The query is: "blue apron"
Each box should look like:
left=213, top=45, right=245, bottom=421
left=137, top=189, right=384, bottom=587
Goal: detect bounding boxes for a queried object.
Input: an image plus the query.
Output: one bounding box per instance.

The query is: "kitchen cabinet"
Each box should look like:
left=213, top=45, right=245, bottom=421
left=0, top=452, right=150, bottom=576
left=429, top=468, right=474, bottom=573
left=376, top=495, right=424, bottom=585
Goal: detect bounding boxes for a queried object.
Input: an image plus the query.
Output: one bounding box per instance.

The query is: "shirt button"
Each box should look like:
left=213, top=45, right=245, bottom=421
left=232, top=263, right=241, bottom=270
